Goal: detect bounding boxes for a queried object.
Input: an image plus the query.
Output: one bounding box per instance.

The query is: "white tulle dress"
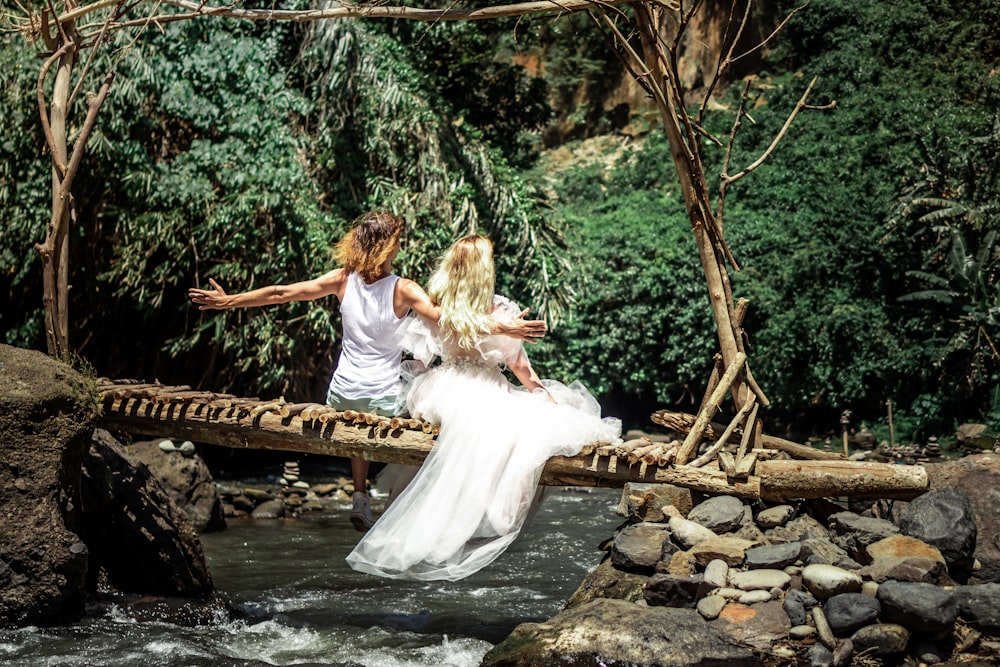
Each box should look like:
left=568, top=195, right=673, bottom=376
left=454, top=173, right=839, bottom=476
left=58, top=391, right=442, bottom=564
left=345, top=296, right=622, bottom=581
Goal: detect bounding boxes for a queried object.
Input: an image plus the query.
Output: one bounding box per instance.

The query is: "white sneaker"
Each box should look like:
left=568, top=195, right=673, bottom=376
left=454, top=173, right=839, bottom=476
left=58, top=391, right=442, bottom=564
left=350, top=492, right=373, bottom=532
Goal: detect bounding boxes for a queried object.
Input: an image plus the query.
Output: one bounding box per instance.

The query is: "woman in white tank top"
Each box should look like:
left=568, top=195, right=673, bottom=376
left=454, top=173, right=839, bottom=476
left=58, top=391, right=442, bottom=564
left=189, top=211, right=547, bottom=531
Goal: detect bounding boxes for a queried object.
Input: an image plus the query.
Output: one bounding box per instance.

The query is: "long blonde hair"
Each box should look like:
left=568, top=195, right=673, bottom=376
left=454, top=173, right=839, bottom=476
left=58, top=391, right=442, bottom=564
left=427, top=235, right=496, bottom=349
left=333, top=211, right=404, bottom=283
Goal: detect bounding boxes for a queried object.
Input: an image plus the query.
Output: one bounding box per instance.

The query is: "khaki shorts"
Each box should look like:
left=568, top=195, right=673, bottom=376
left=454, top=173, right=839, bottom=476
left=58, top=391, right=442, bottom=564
left=326, top=389, right=403, bottom=417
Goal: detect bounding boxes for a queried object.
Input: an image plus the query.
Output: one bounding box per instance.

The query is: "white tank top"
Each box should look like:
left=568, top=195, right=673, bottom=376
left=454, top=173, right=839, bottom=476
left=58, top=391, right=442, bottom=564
left=328, top=272, right=405, bottom=399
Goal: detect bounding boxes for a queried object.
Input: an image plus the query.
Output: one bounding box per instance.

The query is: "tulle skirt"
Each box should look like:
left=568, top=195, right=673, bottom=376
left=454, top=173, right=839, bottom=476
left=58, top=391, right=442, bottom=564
left=345, top=359, right=621, bottom=581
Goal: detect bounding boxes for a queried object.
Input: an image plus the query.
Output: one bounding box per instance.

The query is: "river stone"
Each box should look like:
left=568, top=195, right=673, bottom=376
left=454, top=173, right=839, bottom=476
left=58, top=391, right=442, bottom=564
left=689, top=536, right=755, bottom=567
left=697, top=593, right=727, bottom=620
left=704, top=559, right=729, bottom=588
left=923, top=453, right=1000, bottom=582
left=954, top=583, right=1000, bottom=633
left=565, top=556, right=647, bottom=608
left=710, top=600, right=791, bottom=651
left=866, top=534, right=946, bottom=564
left=756, top=504, right=795, bottom=529
left=687, top=495, right=746, bottom=534
left=610, top=522, right=672, bottom=572
left=617, top=483, right=693, bottom=522
left=782, top=588, right=818, bottom=626
left=861, top=555, right=948, bottom=584
left=850, top=623, right=910, bottom=656
left=729, top=569, right=791, bottom=592
left=801, top=564, right=862, bottom=600
left=251, top=499, right=285, bottom=519
left=827, top=511, right=899, bottom=561
left=789, top=624, right=816, bottom=640
left=800, top=537, right=859, bottom=569
left=822, top=592, right=880, bottom=635
left=745, top=542, right=801, bottom=570
left=668, top=516, right=717, bottom=549
left=877, top=580, right=958, bottom=638
left=657, top=549, right=697, bottom=576
left=643, top=573, right=711, bottom=608
left=737, top=590, right=773, bottom=605
left=899, top=488, right=978, bottom=572
left=0, top=345, right=97, bottom=627
left=481, top=598, right=760, bottom=667
left=807, top=643, right=834, bottom=667
left=764, top=514, right=830, bottom=544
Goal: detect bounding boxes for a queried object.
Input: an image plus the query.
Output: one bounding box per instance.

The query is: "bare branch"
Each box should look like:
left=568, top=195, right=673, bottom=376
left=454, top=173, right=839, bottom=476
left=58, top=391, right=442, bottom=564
left=723, top=77, right=833, bottom=188
left=59, top=0, right=635, bottom=33
left=717, top=77, right=753, bottom=224
left=698, top=0, right=750, bottom=123
left=36, top=41, right=75, bottom=178
left=731, top=2, right=808, bottom=66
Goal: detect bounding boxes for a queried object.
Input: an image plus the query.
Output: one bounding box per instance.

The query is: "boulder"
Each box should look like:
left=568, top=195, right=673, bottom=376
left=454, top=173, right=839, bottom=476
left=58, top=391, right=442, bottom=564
left=0, top=345, right=97, bottom=627
left=481, top=598, right=760, bottom=667
left=129, top=440, right=226, bottom=533
left=899, top=488, right=978, bottom=576
left=924, top=454, right=1000, bottom=582
left=78, top=429, right=213, bottom=597
left=565, top=556, right=647, bottom=608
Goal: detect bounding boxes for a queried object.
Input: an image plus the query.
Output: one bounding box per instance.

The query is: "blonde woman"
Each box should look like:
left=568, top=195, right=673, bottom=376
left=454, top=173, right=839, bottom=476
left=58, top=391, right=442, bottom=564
left=189, top=215, right=546, bottom=531
left=346, top=234, right=621, bottom=581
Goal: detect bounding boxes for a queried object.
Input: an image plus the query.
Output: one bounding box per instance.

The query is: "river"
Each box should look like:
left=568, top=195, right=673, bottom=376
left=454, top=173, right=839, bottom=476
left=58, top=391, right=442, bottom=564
left=0, top=485, right=623, bottom=667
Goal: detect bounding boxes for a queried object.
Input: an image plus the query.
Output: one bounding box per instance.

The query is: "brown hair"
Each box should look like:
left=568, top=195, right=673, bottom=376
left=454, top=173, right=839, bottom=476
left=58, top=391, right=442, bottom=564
left=333, top=211, right=405, bottom=283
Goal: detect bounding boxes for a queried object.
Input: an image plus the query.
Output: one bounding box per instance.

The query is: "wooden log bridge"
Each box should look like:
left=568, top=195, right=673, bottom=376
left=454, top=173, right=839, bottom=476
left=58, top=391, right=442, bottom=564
left=96, top=380, right=929, bottom=502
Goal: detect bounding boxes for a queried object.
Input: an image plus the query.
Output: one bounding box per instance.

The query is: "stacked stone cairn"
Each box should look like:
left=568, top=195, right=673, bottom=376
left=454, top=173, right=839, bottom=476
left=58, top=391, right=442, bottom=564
left=604, top=484, right=999, bottom=666
left=216, top=471, right=355, bottom=520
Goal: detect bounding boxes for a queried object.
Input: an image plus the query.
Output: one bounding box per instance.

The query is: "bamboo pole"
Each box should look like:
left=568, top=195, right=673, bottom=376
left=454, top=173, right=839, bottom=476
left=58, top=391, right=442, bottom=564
left=675, top=352, right=746, bottom=465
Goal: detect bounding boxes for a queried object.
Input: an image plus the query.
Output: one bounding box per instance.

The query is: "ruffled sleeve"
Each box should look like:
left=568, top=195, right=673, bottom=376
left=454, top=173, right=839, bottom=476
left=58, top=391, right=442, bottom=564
left=476, top=294, right=525, bottom=367
left=396, top=315, right=442, bottom=367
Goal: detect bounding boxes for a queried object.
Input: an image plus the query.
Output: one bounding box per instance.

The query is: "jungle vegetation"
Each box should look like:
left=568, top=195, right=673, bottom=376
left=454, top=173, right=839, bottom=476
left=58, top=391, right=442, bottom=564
left=1, top=0, right=997, bottom=443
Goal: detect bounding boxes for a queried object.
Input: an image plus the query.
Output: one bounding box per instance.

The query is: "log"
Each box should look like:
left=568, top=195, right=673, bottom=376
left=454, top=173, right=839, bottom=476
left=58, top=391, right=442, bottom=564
left=755, top=459, right=928, bottom=501
left=651, top=410, right=844, bottom=461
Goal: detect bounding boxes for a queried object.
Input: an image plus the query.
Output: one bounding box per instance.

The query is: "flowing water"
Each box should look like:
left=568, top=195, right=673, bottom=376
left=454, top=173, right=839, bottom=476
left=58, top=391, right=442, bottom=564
left=0, top=486, right=624, bottom=667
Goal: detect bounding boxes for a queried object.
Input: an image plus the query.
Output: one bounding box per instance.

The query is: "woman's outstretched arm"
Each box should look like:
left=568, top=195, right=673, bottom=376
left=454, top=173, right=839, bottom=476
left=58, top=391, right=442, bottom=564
left=189, top=270, right=347, bottom=310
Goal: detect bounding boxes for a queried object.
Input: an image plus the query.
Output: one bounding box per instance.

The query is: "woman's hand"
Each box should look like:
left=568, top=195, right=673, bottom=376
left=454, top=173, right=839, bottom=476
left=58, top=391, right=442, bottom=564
left=494, top=309, right=547, bottom=342
left=188, top=278, right=230, bottom=310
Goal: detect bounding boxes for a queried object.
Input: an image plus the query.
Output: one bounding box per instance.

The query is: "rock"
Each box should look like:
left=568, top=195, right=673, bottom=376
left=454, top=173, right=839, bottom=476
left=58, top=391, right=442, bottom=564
left=954, top=583, right=1000, bottom=633
left=610, top=522, right=672, bottom=573
left=729, top=569, right=791, bottom=592
left=850, top=623, right=910, bottom=656
left=811, top=605, right=836, bottom=649
left=755, top=504, right=795, bottom=529
left=697, top=594, right=727, bottom=620
left=616, top=483, right=693, bottom=522
left=643, top=573, right=711, bottom=608
left=129, top=439, right=226, bottom=533
left=899, top=488, right=978, bottom=574
left=861, top=555, right=948, bottom=584
left=782, top=588, right=818, bottom=626
left=689, top=536, right=755, bottom=567
left=687, top=495, right=746, bottom=534
left=745, top=542, right=801, bottom=570
left=801, top=564, right=862, bottom=600
left=822, top=592, right=880, bottom=635
left=924, top=454, right=1000, bottom=582
left=764, top=514, right=830, bottom=544
left=877, top=580, right=958, bottom=639
left=79, top=429, right=213, bottom=598
left=800, top=538, right=859, bottom=569
left=251, top=499, right=285, bottom=519
left=565, top=557, right=648, bottom=608
left=480, top=599, right=760, bottom=667
left=831, top=638, right=853, bottom=667
left=668, top=516, right=717, bottom=549
left=737, top=590, right=772, bottom=604
left=866, top=533, right=947, bottom=563
left=807, top=643, right=834, bottom=667
left=703, top=559, right=729, bottom=588
left=657, top=549, right=697, bottom=576
left=827, top=511, right=899, bottom=561
left=710, top=600, right=791, bottom=651
left=0, top=345, right=97, bottom=626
